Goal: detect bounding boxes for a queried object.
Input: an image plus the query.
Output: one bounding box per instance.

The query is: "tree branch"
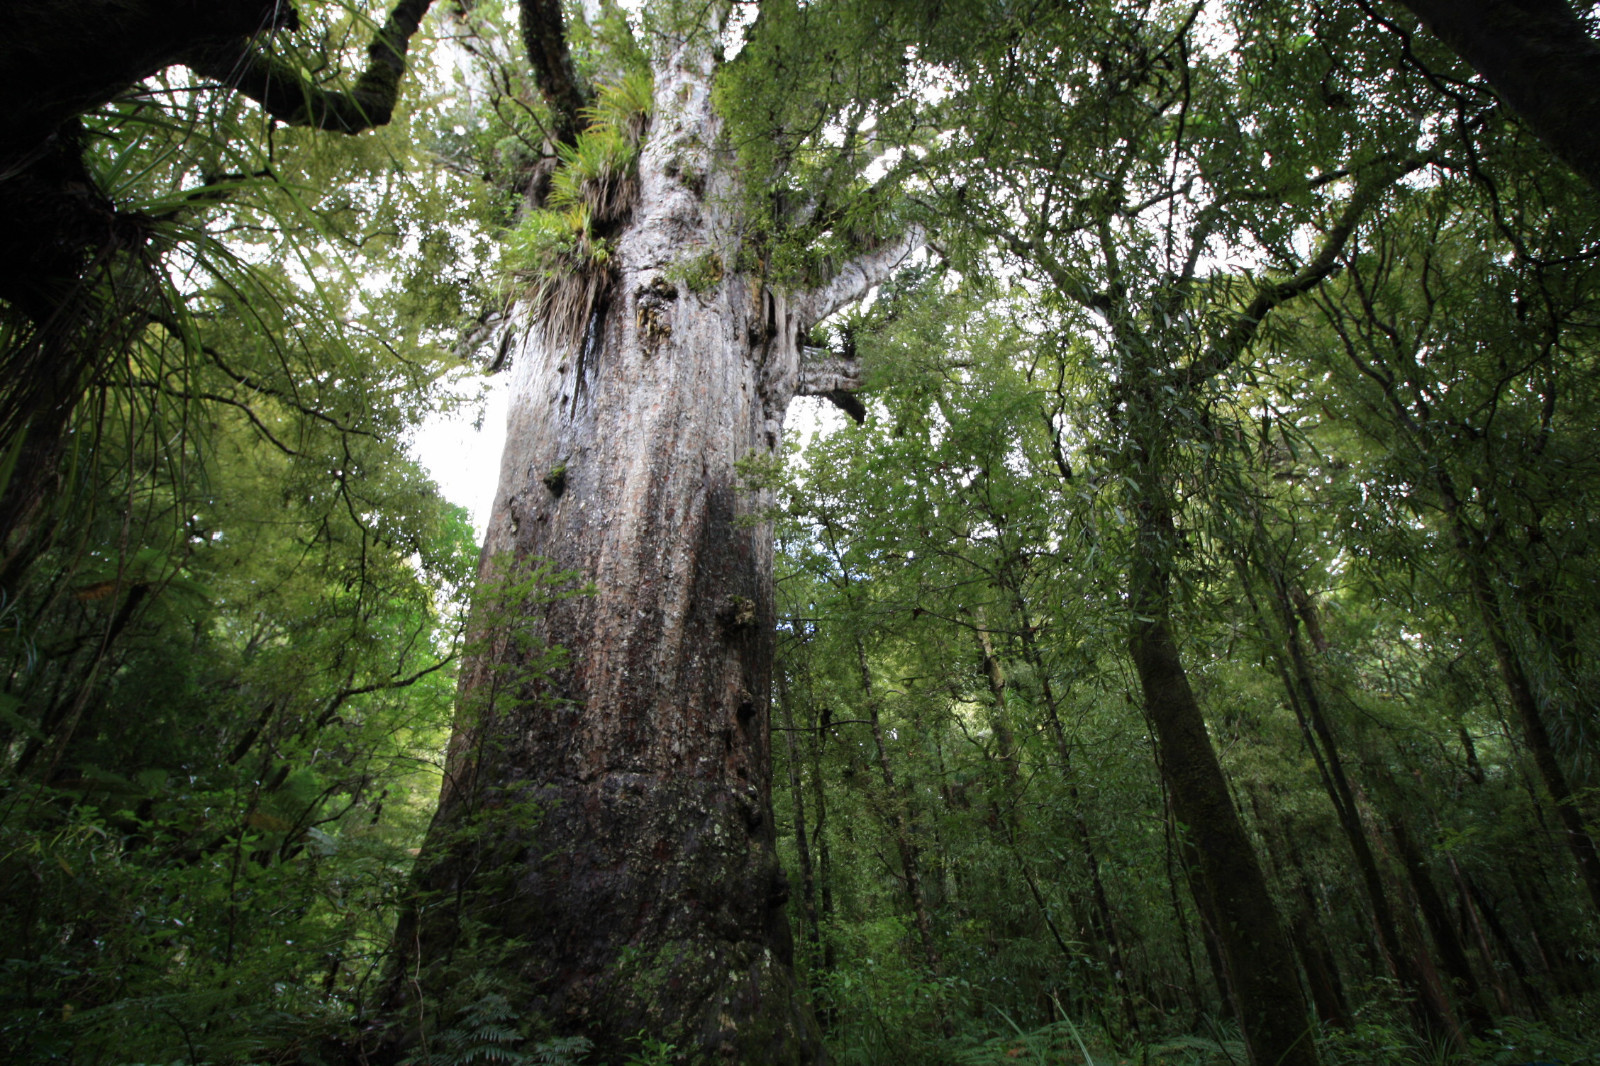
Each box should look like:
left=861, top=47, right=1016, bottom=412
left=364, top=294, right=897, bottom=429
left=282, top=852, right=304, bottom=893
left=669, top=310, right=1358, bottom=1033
left=797, top=353, right=867, bottom=422
left=1179, top=154, right=1429, bottom=389
left=1396, top=0, right=1600, bottom=190
left=0, top=0, right=294, bottom=168
left=314, top=651, right=458, bottom=730
left=185, top=0, right=436, bottom=134
left=519, top=0, right=590, bottom=146
left=792, top=226, right=926, bottom=326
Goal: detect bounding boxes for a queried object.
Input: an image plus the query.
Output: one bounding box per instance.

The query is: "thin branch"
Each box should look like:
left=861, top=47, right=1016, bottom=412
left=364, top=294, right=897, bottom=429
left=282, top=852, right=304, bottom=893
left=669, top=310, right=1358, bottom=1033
left=126, top=378, right=301, bottom=455
left=146, top=313, right=373, bottom=437
left=1180, top=153, right=1430, bottom=389
left=314, top=652, right=458, bottom=731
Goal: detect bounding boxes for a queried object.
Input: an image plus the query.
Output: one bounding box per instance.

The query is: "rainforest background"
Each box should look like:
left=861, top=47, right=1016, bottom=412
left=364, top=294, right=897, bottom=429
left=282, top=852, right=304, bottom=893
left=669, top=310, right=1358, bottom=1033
left=4, top=1, right=1600, bottom=1064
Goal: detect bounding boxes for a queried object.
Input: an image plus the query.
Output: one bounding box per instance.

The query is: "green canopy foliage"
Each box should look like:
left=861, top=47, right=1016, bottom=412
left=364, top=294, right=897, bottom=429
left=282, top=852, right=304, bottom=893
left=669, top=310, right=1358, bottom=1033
left=5, top=0, right=1600, bottom=1063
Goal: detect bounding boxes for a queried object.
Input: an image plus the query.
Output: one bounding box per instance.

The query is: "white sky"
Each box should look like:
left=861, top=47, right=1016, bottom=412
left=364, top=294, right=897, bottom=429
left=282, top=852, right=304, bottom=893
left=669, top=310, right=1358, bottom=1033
left=410, top=374, right=510, bottom=536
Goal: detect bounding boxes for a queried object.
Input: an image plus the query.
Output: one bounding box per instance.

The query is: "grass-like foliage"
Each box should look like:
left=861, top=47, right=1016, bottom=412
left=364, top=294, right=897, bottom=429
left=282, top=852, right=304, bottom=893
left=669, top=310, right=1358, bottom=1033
left=503, top=70, right=654, bottom=364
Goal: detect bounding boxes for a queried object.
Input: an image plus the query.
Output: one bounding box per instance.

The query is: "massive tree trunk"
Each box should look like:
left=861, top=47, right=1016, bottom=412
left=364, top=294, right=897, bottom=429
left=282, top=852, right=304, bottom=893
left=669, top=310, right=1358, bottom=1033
left=1393, top=0, right=1600, bottom=190
left=382, top=8, right=910, bottom=1062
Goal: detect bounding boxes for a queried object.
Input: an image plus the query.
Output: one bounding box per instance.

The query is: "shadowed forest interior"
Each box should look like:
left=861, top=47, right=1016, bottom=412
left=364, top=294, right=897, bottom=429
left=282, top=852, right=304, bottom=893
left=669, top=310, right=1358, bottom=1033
left=5, top=1, right=1600, bottom=1064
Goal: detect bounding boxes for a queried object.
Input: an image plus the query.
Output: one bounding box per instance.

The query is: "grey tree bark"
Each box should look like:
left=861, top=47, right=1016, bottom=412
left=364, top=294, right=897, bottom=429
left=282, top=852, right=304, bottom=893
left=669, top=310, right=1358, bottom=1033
left=381, top=6, right=916, bottom=1061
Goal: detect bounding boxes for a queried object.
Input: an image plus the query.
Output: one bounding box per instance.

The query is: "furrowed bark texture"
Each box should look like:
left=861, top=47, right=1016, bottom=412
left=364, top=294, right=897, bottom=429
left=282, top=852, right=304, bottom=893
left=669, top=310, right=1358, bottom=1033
left=385, top=13, right=899, bottom=1062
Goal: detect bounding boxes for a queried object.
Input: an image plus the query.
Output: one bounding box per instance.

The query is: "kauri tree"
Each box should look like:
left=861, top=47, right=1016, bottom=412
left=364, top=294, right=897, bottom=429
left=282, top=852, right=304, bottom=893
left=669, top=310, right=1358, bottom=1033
left=379, top=2, right=922, bottom=1062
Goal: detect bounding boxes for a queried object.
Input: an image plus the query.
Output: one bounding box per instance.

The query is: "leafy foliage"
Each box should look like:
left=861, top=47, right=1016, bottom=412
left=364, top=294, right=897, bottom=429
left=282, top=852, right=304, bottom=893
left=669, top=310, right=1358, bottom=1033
left=8, top=0, right=1600, bottom=1064
left=500, top=66, right=654, bottom=362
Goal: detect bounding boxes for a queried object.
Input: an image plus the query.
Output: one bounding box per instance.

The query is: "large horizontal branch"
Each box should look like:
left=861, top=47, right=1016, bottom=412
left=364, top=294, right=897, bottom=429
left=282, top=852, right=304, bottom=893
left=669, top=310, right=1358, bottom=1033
left=1396, top=0, right=1600, bottom=190
left=0, top=0, right=293, bottom=167
left=792, top=225, right=926, bottom=326
left=797, top=352, right=868, bottom=423
left=185, top=0, right=435, bottom=134
left=766, top=228, right=925, bottom=424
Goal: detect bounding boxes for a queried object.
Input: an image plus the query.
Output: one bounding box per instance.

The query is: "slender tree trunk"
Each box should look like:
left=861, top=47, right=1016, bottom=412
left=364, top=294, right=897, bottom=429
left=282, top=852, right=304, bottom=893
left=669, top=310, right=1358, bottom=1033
left=1285, top=844, right=1352, bottom=1031
left=854, top=637, right=942, bottom=976
left=1248, top=791, right=1352, bottom=1030
left=1246, top=569, right=1456, bottom=1039
left=1130, top=498, right=1319, bottom=1066
left=1448, top=857, right=1514, bottom=1015
left=974, top=618, right=1138, bottom=1037
left=1515, top=872, right=1591, bottom=994
left=1444, top=500, right=1600, bottom=915
left=1466, top=875, right=1548, bottom=1015
left=1362, top=809, right=1466, bottom=1045
left=1167, top=786, right=1239, bottom=1025
left=777, top=667, right=822, bottom=965
left=810, top=702, right=838, bottom=987
left=987, top=585, right=1139, bottom=1030
left=1162, top=803, right=1209, bottom=1025
left=1357, top=353, right=1600, bottom=918
left=1384, top=809, right=1489, bottom=1034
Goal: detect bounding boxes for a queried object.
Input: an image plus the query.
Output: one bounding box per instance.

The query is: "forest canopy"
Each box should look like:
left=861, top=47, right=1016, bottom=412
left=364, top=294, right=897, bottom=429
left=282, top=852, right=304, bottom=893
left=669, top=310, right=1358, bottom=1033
left=3, top=1, right=1600, bottom=1065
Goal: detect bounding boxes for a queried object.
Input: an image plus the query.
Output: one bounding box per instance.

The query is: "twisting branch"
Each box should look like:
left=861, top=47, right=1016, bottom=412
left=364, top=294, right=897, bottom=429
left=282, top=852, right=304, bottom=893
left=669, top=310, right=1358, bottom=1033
left=145, top=313, right=374, bottom=437
left=186, top=0, right=436, bottom=134
left=792, top=226, right=926, bottom=326
left=518, top=0, right=591, bottom=146
left=314, top=651, right=459, bottom=731
left=1178, top=153, right=1430, bottom=390
left=0, top=0, right=295, bottom=167
left=127, top=379, right=302, bottom=456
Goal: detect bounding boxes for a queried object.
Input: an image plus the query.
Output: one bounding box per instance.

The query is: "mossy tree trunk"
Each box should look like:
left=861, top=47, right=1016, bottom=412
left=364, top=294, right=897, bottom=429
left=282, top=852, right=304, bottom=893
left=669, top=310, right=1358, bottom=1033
left=383, top=5, right=913, bottom=1062
left=1127, top=491, right=1320, bottom=1066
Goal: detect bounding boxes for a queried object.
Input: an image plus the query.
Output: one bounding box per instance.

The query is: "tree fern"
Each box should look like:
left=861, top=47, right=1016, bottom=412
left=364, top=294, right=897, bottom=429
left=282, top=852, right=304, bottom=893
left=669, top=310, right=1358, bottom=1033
left=403, top=993, right=593, bottom=1066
